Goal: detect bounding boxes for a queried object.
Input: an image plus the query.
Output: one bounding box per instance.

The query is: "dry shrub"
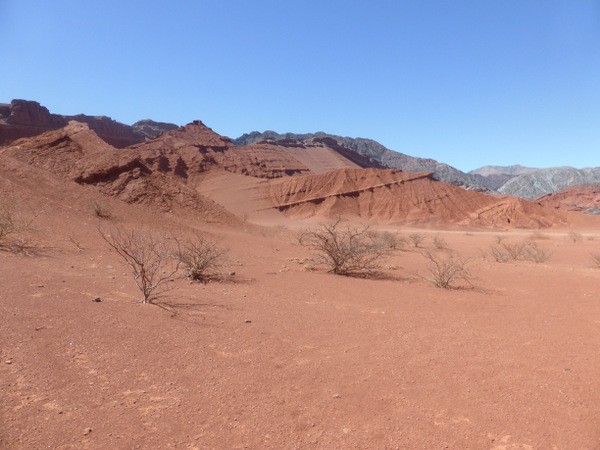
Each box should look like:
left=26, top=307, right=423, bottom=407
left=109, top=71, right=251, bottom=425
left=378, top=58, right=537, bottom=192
left=408, top=233, right=426, bottom=248
left=421, top=249, right=473, bottom=289
left=495, top=235, right=507, bottom=244
left=522, top=241, right=552, bottom=263
left=0, top=204, right=33, bottom=242
left=432, top=234, right=447, bottom=249
left=93, top=201, right=111, bottom=219
left=99, top=226, right=179, bottom=303
left=568, top=231, right=583, bottom=243
left=173, top=234, right=228, bottom=282
left=293, top=228, right=310, bottom=245
left=301, top=218, right=388, bottom=275
left=0, top=203, right=37, bottom=254
left=489, top=240, right=552, bottom=264
left=502, top=241, right=527, bottom=260
left=489, top=245, right=511, bottom=263
left=378, top=231, right=407, bottom=250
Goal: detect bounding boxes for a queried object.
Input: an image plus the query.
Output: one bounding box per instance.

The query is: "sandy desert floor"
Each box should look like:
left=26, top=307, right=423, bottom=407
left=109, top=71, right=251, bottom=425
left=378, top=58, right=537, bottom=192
left=1, top=184, right=600, bottom=450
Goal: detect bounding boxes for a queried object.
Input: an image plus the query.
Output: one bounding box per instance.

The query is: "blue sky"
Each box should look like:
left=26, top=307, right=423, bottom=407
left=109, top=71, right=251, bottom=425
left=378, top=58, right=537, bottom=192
left=1, top=1, right=598, bottom=172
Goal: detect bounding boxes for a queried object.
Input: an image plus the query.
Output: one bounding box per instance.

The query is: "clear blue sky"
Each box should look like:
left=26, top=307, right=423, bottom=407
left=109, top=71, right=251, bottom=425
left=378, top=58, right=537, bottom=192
left=1, top=1, right=598, bottom=172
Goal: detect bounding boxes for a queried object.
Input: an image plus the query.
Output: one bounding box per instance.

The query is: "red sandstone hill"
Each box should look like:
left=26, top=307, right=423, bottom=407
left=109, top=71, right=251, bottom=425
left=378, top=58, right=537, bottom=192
left=0, top=121, right=236, bottom=223
left=128, top=121, right=385, bottom=180
left=537, top=183, right=600, bottom=213
left=264, top=168, right=569, bottom=227
left=0, top=120, right=579, bottom=229
left=0, top=99, right=177, bottom=148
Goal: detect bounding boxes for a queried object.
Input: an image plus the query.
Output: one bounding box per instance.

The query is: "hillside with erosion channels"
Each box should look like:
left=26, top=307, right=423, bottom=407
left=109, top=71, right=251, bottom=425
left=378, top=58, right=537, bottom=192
left=234, top=131, right=490, bottom=191
left=0, top=119, right=580, bottom=229
left=3, top=108, right=600, bottom=449
left=0, top=99, right=178, bottom=148
left=537, top=183, right=600, bottom=214
left=264, top=167, right=570, bottom=227
left=0, top=121, right=237, bottom=223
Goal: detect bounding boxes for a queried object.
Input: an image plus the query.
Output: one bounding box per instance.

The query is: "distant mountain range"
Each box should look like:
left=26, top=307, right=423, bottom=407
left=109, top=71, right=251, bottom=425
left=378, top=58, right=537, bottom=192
left=235, top=131, right=600, bottom=200
left=2, top=99, right=598, bottom=201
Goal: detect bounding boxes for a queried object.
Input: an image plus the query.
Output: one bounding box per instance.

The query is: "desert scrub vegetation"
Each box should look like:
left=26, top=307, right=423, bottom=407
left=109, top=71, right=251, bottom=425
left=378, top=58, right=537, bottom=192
left=408, top=233, right=426, bottom=248
left=0, top=202, right=37, bottom=254
left=432, top=234, right=447, bottom=249
left=99, top=226, right=180, bottom=303
left=377, top=231, right=408, bottom=251
left=0, top=204, right=32, bottom=241
left=173, top=233, right=228, bottom=282
left=93, top=201, right=111, bottom=219
left=488, top=239, right=552, bottom=264
left=300, top=218, right=389, bottom=275
left=420, top=249, right=473, bottom=289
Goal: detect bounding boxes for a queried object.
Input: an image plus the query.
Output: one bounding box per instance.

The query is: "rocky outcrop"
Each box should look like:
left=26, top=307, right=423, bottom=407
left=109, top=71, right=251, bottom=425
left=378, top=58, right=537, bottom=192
left=468, top=165, right=540, bottom=190
left=537, top=183, right=600, bottom=214
left=498, top=167, right=600, bottom=199
left=265, top=167, right=568, bottom=227
left=234, top=130, right=490, bottom=190
left=0, top=121, right=236, bottom=222
left=0, top=99, right=178, bottom=148
left=132, top=119, right=179, bottom=140
left=130, top=122, right=384, bottom=180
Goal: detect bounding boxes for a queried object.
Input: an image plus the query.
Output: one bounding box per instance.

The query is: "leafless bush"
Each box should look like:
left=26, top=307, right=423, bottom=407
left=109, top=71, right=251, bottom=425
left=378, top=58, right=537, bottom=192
left=0, top=203, right=37, bottom=254
left=432, top=234, right=447, bottom=249
left=408, top=233, right=426, bottom=248
left=489, top=245, right=511, bottom=263
left=522, top=241, right=552, bottom=263
left=99, top=226, right=179, bottom=303
left=0, top=204, right=33, bottom=241
left=489, top=240, right=551, bottom=264
left=293, top=228, right=311, bottom=245
left=495, top=235, right=507, bottom=244
left=93, top=201, right=111, bottom=219
left=591, top=253, right=600, bottom=268
left=501, top=241, right=526, bottom=260
left=301, top=218, right=389, bottom=275
left=173, top=234, right=228, bottom=282
left=378, top=231, right=407, bottom=251
left=568, top=231, right=583, bottom=243
left=421, top=249, right=473, bottom=289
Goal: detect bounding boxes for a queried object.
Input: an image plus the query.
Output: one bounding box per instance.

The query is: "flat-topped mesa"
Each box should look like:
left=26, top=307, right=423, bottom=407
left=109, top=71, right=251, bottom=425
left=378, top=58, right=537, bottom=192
left=0, top=99, right=178, bottom=148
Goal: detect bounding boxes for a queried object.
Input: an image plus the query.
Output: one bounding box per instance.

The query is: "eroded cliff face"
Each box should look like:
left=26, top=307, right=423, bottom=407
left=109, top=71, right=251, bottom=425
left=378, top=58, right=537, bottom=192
left=0, top=99, right=177, bottom=148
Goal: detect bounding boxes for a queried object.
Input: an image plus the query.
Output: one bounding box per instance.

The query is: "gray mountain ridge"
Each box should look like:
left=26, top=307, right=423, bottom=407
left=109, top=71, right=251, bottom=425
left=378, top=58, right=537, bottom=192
left=498, top=167, right=600, bottom=199
left=234, top=131, right=490, bottom=191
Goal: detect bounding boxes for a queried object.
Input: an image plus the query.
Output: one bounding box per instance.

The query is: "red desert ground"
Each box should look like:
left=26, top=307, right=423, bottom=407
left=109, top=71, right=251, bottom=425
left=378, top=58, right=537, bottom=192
left=1, top=101, right=600, bottom=449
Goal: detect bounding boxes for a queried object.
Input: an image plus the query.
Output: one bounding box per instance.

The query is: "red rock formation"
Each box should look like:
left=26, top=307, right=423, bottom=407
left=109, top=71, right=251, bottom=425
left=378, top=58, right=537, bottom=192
left=0, top=121, right=237, bottom=223
left=129, top=121, right=382, bottom=180
left=0, top=99, right=156, bottom=148
left=266, top=167, right=569, bottom=227
left=537, top=183, right=600, bottom=213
